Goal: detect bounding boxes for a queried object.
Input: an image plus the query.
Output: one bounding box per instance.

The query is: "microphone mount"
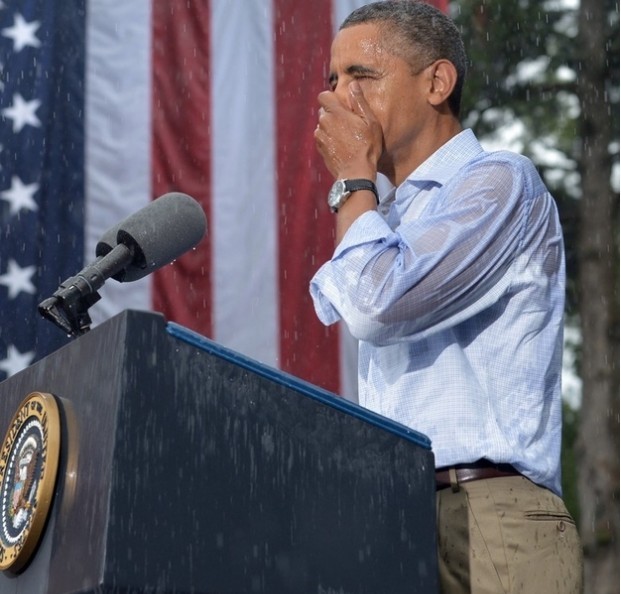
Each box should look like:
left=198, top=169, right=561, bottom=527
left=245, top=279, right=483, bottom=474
left=38, top=243, right=133, bottom=337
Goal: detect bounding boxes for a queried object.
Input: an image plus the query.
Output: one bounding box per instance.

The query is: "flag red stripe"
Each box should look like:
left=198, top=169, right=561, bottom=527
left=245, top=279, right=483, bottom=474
left=274, top=0, right=341, bottom=393
left=151, top=0, right=213, bottom=335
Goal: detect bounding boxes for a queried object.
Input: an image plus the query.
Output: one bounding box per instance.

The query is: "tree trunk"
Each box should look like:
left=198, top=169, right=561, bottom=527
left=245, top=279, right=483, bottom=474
left=576, top=1, right=620, bottom=593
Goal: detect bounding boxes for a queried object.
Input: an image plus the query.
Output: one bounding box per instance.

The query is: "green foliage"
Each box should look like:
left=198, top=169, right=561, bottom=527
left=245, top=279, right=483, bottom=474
left=455, top=0, right=578, bottom=137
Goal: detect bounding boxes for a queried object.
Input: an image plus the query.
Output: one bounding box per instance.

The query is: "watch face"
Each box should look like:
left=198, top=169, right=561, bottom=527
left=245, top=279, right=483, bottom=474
left=328, top=179, right=348, bottom=210
left=327, top=178, right=378, bottom=212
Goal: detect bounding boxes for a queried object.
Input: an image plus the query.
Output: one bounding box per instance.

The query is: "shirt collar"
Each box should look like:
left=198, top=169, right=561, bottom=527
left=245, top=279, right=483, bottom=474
left=407, top=128, right=483, bottom=186
left=379, top=129, right=484, bottom=211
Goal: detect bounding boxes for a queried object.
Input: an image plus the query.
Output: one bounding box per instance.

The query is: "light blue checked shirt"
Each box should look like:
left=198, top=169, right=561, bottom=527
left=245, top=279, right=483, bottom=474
left=310, top=129, right=565, bottom=495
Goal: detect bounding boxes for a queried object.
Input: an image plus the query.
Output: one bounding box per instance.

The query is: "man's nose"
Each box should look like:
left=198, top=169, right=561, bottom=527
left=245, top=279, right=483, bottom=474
left=331, top=80, right=350, bottom=105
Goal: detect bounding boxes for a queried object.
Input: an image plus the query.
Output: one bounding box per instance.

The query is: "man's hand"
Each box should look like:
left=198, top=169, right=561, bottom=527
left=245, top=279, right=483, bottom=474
left=314, top=81, right=383, bottom=181
left=315, top=82, right=384, bottom=243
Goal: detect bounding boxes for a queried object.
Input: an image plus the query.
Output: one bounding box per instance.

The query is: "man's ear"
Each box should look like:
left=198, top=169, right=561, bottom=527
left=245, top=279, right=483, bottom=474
left=427, top=60, right=458, bottom=107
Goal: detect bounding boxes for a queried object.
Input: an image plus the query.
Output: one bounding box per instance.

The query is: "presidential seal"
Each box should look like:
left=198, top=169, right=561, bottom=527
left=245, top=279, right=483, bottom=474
left=0, top=392, right=61, bottom=573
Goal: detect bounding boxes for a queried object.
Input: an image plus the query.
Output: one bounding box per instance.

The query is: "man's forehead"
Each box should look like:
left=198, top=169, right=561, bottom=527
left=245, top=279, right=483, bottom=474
left=330, top=23, right=391, bottom=66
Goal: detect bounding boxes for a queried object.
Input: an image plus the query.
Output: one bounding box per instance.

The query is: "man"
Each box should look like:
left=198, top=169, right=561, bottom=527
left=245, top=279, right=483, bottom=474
left=309, top=1, right=583, bottom=592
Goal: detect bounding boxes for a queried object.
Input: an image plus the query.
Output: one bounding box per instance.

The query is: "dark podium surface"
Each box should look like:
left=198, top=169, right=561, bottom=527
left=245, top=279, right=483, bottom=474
left=0, top=310, right=438, bottom=593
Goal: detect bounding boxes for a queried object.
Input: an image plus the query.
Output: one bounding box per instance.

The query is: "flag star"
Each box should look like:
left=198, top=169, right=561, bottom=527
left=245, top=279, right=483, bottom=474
left=1, top=13, right=41, bottom=52
left=1, top=175, right=39, bottom=215
left=0, top=259, right=37, bottom=299
left=0, top=344, right=35, bottom=378
left=2, top=93, right=41, bottom=133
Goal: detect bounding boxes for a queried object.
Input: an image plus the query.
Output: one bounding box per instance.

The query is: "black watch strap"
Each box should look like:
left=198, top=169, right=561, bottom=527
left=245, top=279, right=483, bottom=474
left=344, top=179, right=379, bottom=204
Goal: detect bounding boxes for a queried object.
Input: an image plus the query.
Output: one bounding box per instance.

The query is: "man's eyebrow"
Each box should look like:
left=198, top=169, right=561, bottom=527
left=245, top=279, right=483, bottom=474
left=346, top=64, right=380, bottom=76
left=328, top=64, right=380, bottom=86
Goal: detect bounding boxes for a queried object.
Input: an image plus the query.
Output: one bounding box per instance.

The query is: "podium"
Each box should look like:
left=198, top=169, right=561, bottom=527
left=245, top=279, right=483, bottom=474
left=0, top=310, right=438, bottom=593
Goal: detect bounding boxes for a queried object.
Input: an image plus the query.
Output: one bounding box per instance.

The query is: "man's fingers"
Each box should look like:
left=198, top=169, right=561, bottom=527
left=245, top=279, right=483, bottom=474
left=318, top=89, right=341, bottom=108
left=348, top=81, right=372, bottom=120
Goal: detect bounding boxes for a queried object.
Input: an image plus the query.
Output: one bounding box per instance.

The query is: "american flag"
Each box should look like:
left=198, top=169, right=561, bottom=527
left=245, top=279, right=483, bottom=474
left=1, top=0, right=85, bottom=380
left=0, top=0, right=446, bottom=396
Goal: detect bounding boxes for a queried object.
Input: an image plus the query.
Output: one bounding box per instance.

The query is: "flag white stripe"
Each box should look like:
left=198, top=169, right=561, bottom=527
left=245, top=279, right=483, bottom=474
left=211, top=0, right=279, bottom=367
left=85, top=0, right=152, bottom=326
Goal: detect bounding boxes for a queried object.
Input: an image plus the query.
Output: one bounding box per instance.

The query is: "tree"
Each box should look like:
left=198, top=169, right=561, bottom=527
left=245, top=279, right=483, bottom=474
left=453, top=1, right=619, bottom=591
left=575, top=1, right=619, bottom=592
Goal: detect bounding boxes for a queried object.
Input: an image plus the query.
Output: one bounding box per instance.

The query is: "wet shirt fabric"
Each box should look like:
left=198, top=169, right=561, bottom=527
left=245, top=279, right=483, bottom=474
left=310, top=129, right=565, bottom=496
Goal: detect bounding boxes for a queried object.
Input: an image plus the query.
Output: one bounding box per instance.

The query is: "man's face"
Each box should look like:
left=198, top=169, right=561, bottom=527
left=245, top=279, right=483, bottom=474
left=328, top=23, right=430, bottom=176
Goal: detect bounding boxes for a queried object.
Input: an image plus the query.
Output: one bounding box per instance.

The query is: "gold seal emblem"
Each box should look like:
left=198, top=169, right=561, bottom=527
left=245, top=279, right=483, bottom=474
left=0, top=392, right=61, bottom=573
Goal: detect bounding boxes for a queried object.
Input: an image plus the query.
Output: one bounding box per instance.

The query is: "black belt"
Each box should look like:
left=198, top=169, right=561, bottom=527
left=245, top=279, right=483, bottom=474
left=436, top=459, right=521, bottom=491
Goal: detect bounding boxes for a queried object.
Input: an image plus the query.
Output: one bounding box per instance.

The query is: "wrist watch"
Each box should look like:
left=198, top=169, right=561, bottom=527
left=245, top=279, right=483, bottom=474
left=327, top=179, right=379, bottom=213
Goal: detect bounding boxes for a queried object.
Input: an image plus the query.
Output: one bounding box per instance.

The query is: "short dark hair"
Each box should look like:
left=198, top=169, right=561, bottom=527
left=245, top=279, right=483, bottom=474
left=341, top=1, right=467, bottom=116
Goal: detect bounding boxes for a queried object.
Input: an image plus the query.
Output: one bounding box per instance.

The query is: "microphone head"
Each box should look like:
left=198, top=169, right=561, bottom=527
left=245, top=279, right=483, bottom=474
left=96, top=192, right=207, bottom=282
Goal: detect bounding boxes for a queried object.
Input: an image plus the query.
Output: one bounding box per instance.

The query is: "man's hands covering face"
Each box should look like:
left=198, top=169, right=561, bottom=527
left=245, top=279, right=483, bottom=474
left=314, top=82, right=383, bottom=181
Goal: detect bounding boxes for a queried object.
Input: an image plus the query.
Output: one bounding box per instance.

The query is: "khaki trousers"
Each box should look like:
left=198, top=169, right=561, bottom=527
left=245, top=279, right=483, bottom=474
left=436, top=475, right=583, bottom=594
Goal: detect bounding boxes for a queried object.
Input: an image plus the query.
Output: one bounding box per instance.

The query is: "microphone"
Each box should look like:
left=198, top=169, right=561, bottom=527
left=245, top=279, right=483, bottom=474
left=94, top=192, right=206, bottom=282
left=38, top=192, right=207, bottom=336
